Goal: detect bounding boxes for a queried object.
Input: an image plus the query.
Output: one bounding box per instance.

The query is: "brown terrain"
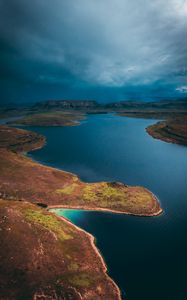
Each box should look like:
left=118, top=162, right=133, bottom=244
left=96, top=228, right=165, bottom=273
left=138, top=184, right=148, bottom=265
left=1, top=98, right=187, bottom=300
left=8, top=111, right=86, bottom=127
left=0, top=124, right=162, bottom=300
left=4, top=99, right=187, bottom=147
left=0, top=200, right=120, bottom=300
left=0, top=125, right=161, bottom=216
left=146, top=117, right=187, bottom=145
left=118, top=110, right=187, bottom=119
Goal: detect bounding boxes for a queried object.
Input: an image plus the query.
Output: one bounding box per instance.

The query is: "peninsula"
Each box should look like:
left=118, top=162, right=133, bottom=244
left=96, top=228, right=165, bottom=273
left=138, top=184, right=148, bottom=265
left=0, top=125, right=161, bottom=216
left=4, top=98, right=187, bottom=145
left=0, top=123, right=162, bottom=299
left=146, top=117, right=187, bottom=145
left=8, top=111, right=86, bottom=127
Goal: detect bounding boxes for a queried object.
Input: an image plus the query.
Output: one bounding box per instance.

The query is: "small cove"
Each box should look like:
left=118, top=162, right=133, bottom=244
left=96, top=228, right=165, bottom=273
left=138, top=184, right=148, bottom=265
left=28, top=114, right=187, bottom=300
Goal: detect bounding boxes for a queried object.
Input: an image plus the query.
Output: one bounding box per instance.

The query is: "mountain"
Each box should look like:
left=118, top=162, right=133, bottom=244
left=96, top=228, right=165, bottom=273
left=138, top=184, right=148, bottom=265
left=105, top=99, right=187, bottom=110
left=32, top=100, right=100, bottom=111
left=31, top=98, right=187, bottom=112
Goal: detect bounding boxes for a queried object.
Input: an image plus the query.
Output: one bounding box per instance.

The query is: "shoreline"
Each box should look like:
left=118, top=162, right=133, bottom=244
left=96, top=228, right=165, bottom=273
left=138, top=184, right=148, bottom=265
left=52, top=211, right=122, bottom=300
left=146, top=119, right=187, bottom=146
left=0, top=123, right=163, bottom=299
left=23, top=125, right=161, bottom=298
left=48, top=204, right=163, bottom=217
left=25, top=139, right=162, bottom=217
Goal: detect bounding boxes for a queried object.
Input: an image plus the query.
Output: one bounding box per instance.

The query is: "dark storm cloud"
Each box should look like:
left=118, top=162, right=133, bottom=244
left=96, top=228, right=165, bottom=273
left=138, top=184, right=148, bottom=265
left=0, top=0, right=187, bottom=103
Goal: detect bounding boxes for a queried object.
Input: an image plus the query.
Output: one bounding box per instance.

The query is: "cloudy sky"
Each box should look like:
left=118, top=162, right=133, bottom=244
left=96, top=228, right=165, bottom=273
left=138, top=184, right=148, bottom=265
left=1, top=0, right=187, bottom=104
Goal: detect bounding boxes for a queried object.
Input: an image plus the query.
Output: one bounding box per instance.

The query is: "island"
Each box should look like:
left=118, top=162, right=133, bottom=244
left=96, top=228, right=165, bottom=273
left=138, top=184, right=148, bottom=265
left=0, top=124, right=162, bottom=299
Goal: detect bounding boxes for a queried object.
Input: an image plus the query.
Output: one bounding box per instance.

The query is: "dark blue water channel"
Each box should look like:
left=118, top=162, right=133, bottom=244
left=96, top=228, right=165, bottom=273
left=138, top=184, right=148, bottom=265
left=28, top=114, right=187, bottom=300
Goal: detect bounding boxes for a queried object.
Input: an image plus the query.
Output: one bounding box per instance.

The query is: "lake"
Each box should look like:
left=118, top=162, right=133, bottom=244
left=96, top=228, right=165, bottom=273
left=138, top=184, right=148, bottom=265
left=28, top=114, right=187, bottom=300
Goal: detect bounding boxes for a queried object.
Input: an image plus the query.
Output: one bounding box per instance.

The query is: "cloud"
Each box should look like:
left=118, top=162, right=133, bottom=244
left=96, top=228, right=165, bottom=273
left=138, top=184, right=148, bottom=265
left=176, top=86, right=187, bottom=93
left=0, top=0, right=187, bottom=103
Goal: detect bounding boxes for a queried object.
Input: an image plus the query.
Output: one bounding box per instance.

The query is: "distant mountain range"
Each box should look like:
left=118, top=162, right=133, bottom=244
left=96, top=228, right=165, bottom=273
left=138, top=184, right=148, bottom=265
left=1, top=99, right=187, bottom=120
left=31, top=98, right=187, bottom=111
left=32, top=100, right=99, bottom=110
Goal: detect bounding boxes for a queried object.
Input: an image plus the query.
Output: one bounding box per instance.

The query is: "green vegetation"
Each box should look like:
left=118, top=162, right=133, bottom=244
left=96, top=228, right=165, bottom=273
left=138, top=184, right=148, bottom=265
left=0, top=124, right=162, bottom=218
left=68, top=273, right=93, bottom=288
left=98, top=183, right=126, bottom=199
left=0, top=200, right=121, bottom=299
left=23, top=208, right=73, bottom=241
left=82, top=185, right=98, bottom=202
left=67, top=262, right=79, bottom=272
left=72, top=176, right=79, bottom=182
left=81, top=183, right=154, bottom=211
left=53, top=181, right=156, bottom=213
left=82, top=183, right=126, bottom=206
left=56, top=183, right=78, bottom=195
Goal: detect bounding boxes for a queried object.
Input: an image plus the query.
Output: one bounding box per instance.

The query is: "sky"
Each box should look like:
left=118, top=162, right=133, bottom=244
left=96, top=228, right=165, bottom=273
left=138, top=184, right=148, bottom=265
left=0, top=0, right=187, bottom=105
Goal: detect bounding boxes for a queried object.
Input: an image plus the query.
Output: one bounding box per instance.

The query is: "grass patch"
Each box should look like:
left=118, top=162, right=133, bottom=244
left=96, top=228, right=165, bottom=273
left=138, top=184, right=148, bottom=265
left=56, top=183, right=78, bottom=195
left=99, top=183, right=125, bottom=199
left=72, top=176, right=79, bottom=182
left=81, top=183, right=153, bottom=211
left=131, top=192, right=152, bottom=207
left=23, top=208, right=73, bottom=241
left=68, top=273, right=93, bottom=288
left=82, top=185, right=98, bottom=202
left=67, top=262, right=79, bottom=272
left=82, top=183, right=126, bottom=204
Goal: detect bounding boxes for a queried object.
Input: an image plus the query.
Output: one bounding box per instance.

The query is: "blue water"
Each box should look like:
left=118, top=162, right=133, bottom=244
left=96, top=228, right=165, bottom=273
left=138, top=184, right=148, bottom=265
left=28, top=114, right=187, bottom=300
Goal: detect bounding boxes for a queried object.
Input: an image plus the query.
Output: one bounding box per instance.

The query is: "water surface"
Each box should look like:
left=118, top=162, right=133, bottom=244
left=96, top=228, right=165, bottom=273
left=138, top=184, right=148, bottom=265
left=28, top=115, right=187, bottom=300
